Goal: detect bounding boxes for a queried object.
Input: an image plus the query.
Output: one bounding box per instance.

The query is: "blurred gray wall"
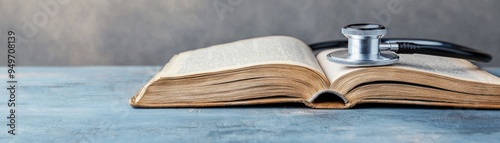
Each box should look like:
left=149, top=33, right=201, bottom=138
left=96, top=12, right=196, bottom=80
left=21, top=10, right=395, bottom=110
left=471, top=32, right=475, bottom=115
left=1, top=0, right=499, bottom=67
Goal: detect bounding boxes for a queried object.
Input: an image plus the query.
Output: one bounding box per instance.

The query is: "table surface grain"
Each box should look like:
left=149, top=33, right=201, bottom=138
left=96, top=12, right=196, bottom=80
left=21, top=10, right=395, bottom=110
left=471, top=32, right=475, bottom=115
left=1, top=66, right=499, bottom=143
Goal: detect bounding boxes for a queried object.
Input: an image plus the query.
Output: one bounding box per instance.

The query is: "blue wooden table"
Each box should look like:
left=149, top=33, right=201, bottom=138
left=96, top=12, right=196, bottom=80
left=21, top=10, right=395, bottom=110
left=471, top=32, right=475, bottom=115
left=1, top=66, right=500, bottom=142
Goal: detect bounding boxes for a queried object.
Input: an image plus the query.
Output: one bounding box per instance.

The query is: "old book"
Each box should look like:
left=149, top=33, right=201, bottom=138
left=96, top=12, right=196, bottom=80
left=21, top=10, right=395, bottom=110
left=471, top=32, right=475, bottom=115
left=129, top=36, right=500, bottom=109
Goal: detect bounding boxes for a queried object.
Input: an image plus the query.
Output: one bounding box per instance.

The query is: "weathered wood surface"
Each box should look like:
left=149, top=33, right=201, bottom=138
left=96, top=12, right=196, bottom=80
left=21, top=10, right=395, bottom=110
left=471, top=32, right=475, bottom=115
left=1, top=66, right=500, bottom=142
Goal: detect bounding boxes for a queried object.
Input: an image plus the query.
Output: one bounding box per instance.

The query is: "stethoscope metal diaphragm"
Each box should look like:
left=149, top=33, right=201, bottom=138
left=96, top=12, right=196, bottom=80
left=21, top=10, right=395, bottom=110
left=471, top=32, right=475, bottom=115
left=312, top=23, right=491, bottom=66
left=327, top=49, right=399, bottom=67
left=326, top=23, right=399, bottom=67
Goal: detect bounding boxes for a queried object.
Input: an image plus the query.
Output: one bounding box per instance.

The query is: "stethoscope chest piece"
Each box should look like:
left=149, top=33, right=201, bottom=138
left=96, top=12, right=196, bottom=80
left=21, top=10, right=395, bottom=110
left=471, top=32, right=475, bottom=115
left=327, top=49, right=399, bottom=67
left=327, top=23, right=399, bottom=67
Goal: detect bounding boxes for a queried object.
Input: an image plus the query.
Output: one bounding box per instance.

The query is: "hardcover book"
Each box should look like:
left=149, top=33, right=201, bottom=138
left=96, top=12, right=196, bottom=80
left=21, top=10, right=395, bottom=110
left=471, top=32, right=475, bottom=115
left=129, top=36, right=500, bottom=109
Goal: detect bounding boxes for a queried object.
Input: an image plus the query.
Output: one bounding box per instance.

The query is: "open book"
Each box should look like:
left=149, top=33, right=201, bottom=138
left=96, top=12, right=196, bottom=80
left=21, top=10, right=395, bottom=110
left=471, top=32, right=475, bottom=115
left=129, top=36, right=500, bottom=109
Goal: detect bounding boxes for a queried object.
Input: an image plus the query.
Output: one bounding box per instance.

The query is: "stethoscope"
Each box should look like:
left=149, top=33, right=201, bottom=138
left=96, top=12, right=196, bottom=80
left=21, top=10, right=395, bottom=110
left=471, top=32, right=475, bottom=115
left=309, top=23, right=492, bottom=67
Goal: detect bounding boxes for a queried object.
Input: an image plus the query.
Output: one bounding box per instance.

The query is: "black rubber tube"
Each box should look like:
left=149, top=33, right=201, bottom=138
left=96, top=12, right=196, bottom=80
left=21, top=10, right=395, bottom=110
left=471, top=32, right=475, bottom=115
left=396, top=42, right=492, bottom=62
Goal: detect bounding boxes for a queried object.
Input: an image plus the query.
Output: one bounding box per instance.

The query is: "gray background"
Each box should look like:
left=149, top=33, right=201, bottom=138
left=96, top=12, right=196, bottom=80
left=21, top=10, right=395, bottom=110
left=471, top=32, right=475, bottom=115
left=1, top=0, right=499, bottom=67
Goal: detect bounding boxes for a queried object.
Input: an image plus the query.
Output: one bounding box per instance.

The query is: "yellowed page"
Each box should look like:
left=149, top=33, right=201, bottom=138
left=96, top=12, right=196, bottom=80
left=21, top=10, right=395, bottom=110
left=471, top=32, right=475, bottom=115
left=161, top=36, right=323, bottom=77
left=317, top=48, right=500, bottom=84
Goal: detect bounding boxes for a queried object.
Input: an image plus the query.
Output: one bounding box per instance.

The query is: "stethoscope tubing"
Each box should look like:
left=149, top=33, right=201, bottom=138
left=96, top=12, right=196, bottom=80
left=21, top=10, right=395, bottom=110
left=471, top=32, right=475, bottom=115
left=309, top=38, right=492, bottom=62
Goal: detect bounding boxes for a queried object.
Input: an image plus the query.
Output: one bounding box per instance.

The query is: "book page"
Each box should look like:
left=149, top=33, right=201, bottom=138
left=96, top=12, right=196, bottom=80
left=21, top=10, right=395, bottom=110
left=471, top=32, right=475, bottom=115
left=317, top=49, right=500, bottom=84
left=160, top=36, right=323, bottom=77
